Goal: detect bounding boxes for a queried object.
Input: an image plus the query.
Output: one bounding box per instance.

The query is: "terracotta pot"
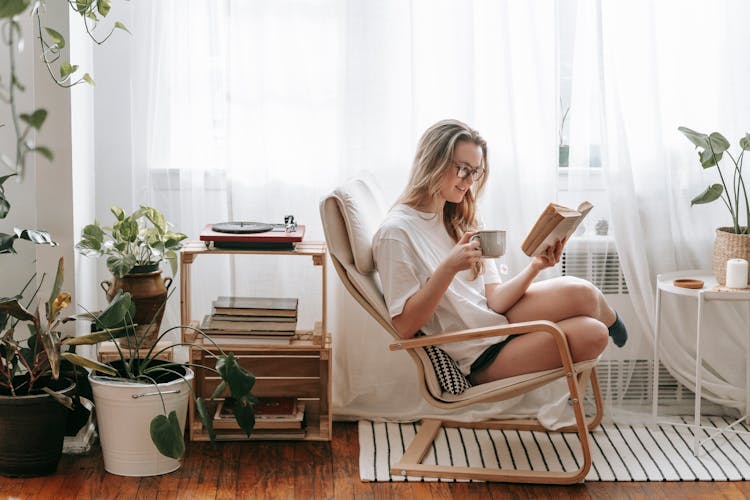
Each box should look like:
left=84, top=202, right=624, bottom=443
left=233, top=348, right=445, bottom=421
left=0, top=378, right=76, bottom=477
left=101, top=269, right=173, bottom=349
left=712, top=227, right=750, bottom=285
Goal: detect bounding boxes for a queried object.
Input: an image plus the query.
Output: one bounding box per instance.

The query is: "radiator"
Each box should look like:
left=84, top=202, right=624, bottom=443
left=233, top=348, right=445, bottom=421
left=562, top=238, right=701, bottom=410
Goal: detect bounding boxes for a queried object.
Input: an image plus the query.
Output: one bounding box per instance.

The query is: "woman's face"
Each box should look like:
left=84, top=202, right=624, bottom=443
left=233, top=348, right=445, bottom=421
left=438, top=140, right=484, bottom=205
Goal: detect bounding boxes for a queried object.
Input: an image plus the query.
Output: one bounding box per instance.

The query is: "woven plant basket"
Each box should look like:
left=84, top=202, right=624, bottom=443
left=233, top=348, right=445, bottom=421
left=712, top=227, right=750, bottom=285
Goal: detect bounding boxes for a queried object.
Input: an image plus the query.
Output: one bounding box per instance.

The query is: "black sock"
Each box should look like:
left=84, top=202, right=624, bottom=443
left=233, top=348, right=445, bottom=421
left=608, top=311, right=628, bottom=347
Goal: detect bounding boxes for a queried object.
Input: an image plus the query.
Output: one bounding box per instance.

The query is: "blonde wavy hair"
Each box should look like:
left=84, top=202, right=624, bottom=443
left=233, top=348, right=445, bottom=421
left=399, top=119, right=489, bottom=278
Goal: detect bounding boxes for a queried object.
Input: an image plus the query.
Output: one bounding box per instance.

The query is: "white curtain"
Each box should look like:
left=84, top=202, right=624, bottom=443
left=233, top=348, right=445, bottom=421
left=110, top=0, right=562, bottom=422
left=92, top=0, right=750, bottom=423
left=588, top=0, right=750, bottom=410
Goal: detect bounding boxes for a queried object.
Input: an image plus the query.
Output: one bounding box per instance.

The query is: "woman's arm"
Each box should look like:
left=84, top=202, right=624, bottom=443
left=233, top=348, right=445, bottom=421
left=392, top=231, right=481, bottom=338
left=485, top=238, right=565, bottom=314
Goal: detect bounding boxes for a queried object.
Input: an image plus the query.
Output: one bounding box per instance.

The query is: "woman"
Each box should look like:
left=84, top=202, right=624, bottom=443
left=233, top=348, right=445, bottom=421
left=372, top=119, right=626, bottom=386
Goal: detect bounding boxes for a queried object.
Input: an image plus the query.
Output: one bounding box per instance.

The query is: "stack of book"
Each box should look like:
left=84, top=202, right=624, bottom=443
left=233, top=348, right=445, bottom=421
left=200, top=296, right=298, bottom=345
left=214, top=397, right=305, bottom=439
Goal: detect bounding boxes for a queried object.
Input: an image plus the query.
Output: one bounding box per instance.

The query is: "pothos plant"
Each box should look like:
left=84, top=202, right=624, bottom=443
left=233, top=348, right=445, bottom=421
left=64, top=289, right=258, bottom=458
left=679, top=126, right=750, bottom=234
left=1, top=256, right=257, bottom=458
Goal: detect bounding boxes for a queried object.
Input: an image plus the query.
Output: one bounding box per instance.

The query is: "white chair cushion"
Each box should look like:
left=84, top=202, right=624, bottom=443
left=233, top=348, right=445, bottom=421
left=329, top=178, right=387, bottom=274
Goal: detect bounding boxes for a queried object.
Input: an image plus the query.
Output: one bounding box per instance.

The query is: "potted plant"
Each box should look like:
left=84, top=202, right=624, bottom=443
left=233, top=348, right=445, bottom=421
left=64, top=290, right=257, bottom=477
left=76, top=206, right=188, bottom=348
left=0, top=257, right=95, bottom=476
left=678, top=126, right=750, bottom=285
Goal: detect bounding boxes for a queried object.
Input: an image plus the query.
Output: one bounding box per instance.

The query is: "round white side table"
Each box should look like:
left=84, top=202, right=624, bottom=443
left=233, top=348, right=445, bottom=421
left=652, top=270, right=750, bottom=456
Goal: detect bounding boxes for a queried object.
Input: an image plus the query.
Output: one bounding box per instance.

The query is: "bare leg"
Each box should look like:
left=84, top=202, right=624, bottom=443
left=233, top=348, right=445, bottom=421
left=470, top=316, right=608, bottom=384
left=504, top=276, right=616, bottom=326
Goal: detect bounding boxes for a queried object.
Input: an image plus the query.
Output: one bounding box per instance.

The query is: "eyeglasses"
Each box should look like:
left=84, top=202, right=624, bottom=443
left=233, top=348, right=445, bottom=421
left=454, top=163, right=485, bottom=181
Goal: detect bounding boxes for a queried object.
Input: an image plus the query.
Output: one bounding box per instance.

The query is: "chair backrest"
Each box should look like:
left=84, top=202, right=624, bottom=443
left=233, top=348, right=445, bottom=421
left=319, top=178, right=452, bottom=402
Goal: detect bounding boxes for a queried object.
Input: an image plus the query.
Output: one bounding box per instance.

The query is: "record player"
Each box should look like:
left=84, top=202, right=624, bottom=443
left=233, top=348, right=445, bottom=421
left=200, top=216, right=305, bottom=250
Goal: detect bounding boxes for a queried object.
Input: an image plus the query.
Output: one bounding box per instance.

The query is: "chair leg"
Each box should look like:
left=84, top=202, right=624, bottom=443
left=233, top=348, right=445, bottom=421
left=390, top=368, right=602, bottom=484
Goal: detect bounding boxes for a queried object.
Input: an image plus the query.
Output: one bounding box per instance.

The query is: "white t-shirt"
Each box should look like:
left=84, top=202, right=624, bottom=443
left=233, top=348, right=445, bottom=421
left=372, top=203, right=509, bottom=375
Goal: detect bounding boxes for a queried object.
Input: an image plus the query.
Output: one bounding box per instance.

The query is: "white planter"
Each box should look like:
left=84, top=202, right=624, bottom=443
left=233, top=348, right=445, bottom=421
left=90, top=367, right=194, bottom=477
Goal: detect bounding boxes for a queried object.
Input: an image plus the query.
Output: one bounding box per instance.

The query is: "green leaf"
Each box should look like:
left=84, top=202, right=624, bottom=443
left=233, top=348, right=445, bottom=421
left=699, top=149, right=722, bottom=168
left=62, top=323, right=133, bottom=344
left=678, top=126, right=709, bottom=149
left=33, top=146, right=53, bottom=161
left=39, top=326, right=61, bottom=379
left=150, top=411, right=185, bottom=459
left=141, top=206, right=168, bottom=234
left=41, top=387, right=74, bottom=410
left=215, top=354, right=256, bottom=436
left=210, top=380, right=226, bottom=399
left=90, top=290, right=134, bottom=329
left=0, top=296, right=34, bottom=321
left=0, top=233, right=18, bottom=254
left=82, top=73, right=95, bottom=86
left=740, top=133, right=750, bottom=151
left=97, top=0, right=110, bottom=16
left=44, top=27, right=65, bottom=49
left=691, top=184, right=723, bottom=205
left=166, top=250, right=178, bottom=276
left=60, top=62, right=78, bottom=79
left=110, top=206, right=125, bottom=221
left=0, top=0, right=30, bottom=19
left=47, top=257, right=65, bottom=320
left=196, top=397, right=216, bottom=443
left=0, top=174, right=17, bottom=187
left=19, top=109, right=48, bottom=130
left=107, top=253, right=137, bottom=278
left=75, top=0, right=93, bottom=14
left=114, top=21, right=131, bottom=35
left=15, top=228, right=58, bottom=246
left=61, top=352, right=117, bottom=376
left=0, top=197, right=10, bottom=220
left=708, top=132, right=730, bottom=153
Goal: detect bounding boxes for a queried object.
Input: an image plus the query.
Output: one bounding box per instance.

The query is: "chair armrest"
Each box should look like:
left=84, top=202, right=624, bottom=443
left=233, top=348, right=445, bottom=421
left=389, top=320, right=579, bottom=375
left=388, top=320, right=563, bottom=351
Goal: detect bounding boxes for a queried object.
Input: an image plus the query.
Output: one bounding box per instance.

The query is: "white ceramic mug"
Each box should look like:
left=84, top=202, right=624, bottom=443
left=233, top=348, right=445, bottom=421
left=471, top=230, right=506, bottom=258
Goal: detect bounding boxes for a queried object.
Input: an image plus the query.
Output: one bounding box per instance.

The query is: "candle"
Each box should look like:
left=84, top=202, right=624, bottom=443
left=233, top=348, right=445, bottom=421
left=726, top=258, right=749, bottom=289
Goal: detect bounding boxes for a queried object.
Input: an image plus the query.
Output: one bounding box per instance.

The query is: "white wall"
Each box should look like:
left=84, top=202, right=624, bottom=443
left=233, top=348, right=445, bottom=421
left=1, top=5, right=76, bottom=325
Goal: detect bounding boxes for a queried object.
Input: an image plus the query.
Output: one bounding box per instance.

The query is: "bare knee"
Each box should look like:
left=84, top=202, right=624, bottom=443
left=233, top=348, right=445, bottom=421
left=559, top=276, right=602, bottom=318
left=566, top=317, right=608, bottom=362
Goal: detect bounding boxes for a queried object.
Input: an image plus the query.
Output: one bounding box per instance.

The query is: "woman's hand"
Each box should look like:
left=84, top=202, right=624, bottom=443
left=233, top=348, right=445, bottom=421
left=530, top=237, right=566, bottom=272
left=443, top=231, right=482, bottom=274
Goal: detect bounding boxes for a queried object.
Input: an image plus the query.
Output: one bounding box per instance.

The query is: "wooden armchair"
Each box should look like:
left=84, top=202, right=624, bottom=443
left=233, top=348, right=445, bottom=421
left=320, top=178, right=603, bottom=484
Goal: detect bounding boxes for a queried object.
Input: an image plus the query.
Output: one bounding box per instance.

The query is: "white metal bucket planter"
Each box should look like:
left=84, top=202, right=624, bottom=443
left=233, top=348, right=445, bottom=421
left=90, top=368, right=194, bottom=477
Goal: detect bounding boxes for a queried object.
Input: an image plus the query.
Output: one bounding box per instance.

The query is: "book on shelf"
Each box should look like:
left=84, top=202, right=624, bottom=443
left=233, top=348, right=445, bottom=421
left=201, top=315, right=297, bottom=332
left=212, top=296, right=298, bottom=317
left=211, top=314, right=296, bottom=323
left=205, top=335, right=293, bottom=346
left=521, top=201, right=593, bottom=257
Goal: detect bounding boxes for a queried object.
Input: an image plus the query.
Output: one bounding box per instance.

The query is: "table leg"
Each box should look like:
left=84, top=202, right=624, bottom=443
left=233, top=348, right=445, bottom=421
left=746, top=302, right=750, bottom=419
left=693, top=292, right=704, bottom=456
left=652, top=287, right=662, bottom=424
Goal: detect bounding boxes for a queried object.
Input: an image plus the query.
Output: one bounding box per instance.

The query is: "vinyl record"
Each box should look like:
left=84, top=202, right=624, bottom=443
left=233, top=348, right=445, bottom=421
left=211, top=222, right=274, bottom=234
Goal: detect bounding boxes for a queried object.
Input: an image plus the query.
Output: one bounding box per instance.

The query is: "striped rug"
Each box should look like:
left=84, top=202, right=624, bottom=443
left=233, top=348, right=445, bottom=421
left=359, top=416, right=750, bottom=481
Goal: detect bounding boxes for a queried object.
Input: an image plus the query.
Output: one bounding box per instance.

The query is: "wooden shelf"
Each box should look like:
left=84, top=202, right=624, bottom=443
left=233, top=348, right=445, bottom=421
left=180, top=241, right=332, bottom=442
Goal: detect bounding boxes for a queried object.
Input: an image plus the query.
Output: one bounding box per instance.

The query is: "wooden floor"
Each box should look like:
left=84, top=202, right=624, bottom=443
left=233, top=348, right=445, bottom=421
left=1, top=422, right=748, bottom=499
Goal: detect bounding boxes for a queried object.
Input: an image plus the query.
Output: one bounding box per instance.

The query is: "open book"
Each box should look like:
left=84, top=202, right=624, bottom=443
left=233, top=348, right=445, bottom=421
left=521, top=201, right=593, bottom=257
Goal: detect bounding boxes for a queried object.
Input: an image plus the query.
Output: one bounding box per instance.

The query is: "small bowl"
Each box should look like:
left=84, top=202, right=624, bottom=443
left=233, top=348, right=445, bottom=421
left=673, top=278, right=704, bottom=289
